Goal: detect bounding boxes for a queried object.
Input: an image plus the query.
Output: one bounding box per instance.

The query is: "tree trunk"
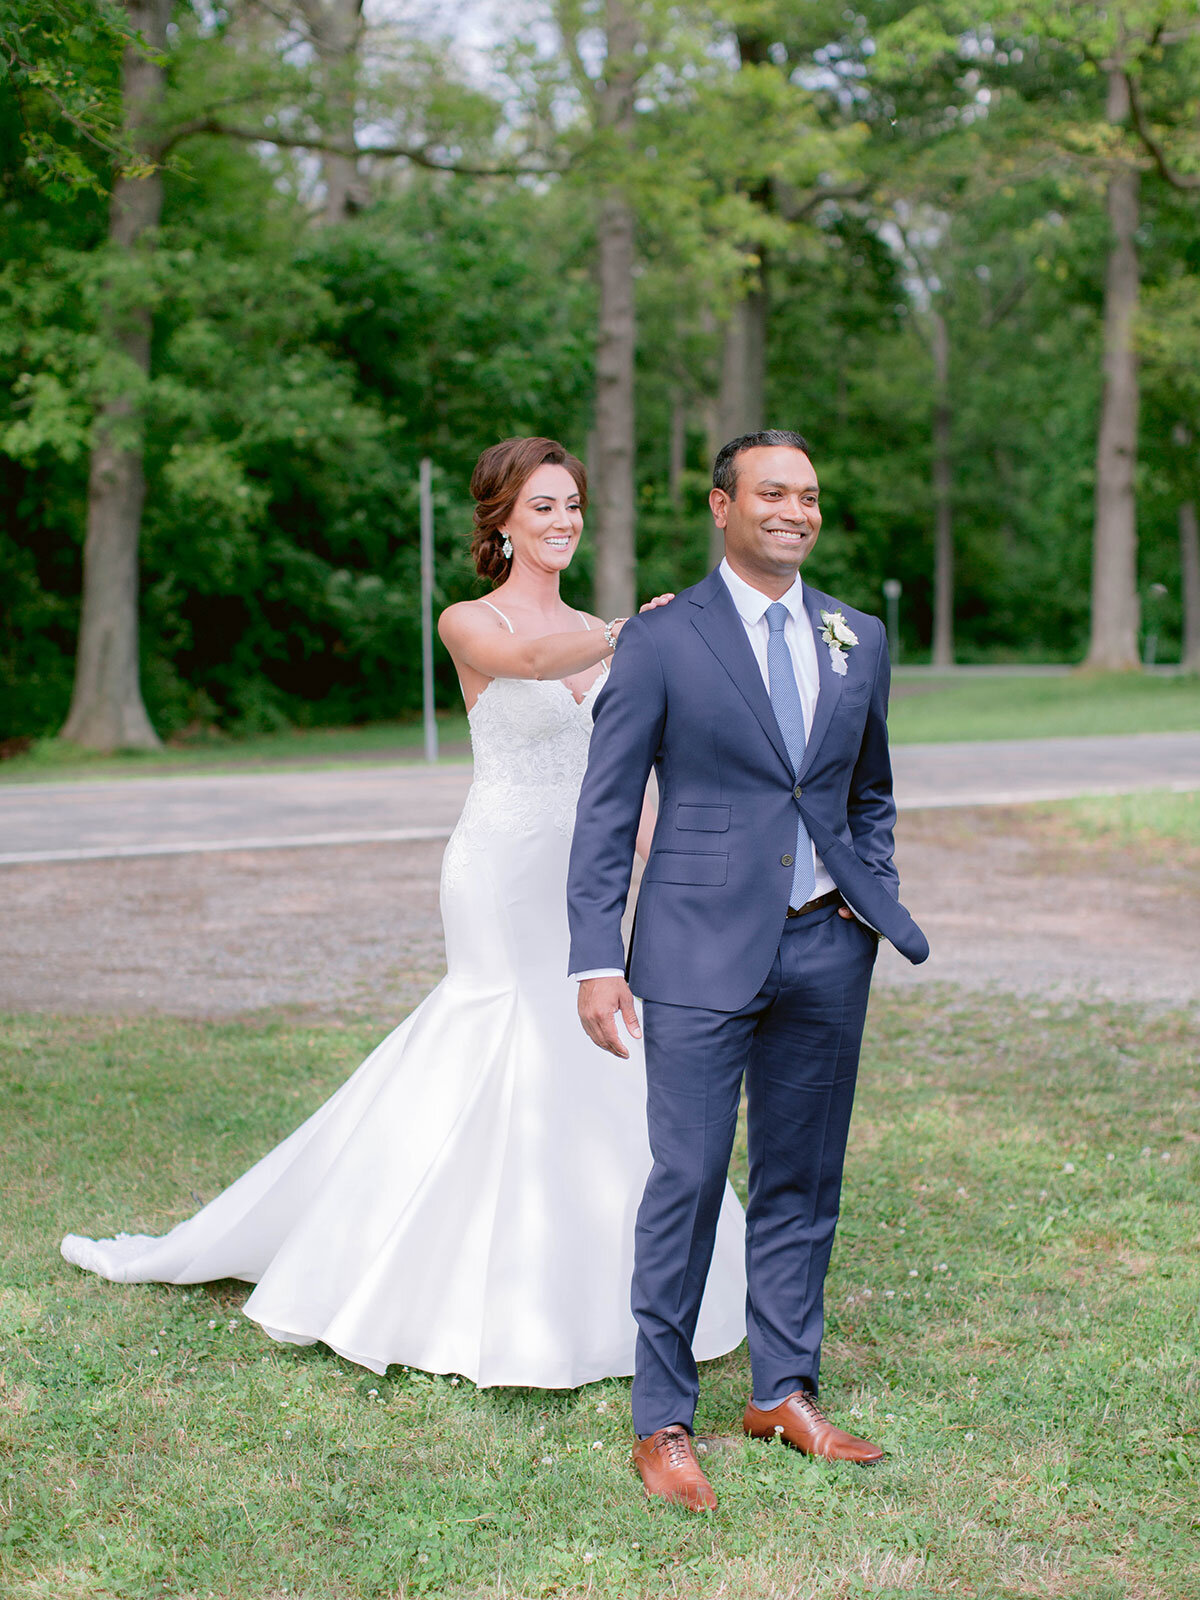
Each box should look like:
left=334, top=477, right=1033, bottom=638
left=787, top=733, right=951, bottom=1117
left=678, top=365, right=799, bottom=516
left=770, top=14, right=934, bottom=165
left=594, top=190, right=636, bottom=616
left=722, top=25, right=769, bottom=442
left=708, top=263, right=768, bottom=567
left=591, top=0, right=637, bottom=618
left=708, top=26, right=774, bottom=571
left=1085, top=67, right=1141, bottom=671
left=301, top=0, right=367, bottom=224
left=1180, top=499, right=1200, bottom=671
left=930, top=307, right=954, bottom=668
left=716, top=268, right=767, bottom=446
left=60, top=0, right=170, bottom=752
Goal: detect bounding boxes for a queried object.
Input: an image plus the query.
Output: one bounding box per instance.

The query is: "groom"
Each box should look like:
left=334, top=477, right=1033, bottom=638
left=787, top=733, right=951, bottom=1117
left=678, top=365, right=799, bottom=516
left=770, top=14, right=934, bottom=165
left=567, top=431, right=928, bottom=1510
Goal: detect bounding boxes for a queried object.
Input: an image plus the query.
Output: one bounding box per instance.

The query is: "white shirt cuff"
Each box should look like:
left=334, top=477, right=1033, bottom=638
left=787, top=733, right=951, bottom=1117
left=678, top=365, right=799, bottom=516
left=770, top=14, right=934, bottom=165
left=570, top=968, right=624, bottom=982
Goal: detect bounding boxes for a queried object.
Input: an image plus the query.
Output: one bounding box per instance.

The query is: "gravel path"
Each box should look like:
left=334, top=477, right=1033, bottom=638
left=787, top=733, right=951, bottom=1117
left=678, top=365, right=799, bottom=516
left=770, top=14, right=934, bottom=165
left=875, top=806, right=1200, bottom=1010
left=0, top=840, right=448, bottom=1021
left=2, top=804, right=1196, bottom=1019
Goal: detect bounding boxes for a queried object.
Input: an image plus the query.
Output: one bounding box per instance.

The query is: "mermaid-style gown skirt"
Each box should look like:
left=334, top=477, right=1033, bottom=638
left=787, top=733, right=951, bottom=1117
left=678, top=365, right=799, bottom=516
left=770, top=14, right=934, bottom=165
left=61, top=676, right=747, bottom=1385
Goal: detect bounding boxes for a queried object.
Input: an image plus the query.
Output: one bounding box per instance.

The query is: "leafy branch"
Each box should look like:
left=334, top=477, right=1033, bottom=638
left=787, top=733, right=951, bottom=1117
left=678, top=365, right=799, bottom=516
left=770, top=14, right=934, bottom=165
left=158, top=117, right=565, bottom=176
left=1125, top=69, right=1200, bottom=190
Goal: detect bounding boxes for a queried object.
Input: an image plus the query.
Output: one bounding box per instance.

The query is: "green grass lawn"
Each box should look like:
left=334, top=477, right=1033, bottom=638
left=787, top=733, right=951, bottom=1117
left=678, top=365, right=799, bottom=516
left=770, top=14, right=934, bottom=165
left=1034, top=789, right=1200, bottom=852
left=1, top=672, right=1196, bottom=786
left=0, top=713, right=474, bottom=785
left=886, top=669, right=1200, bottom=745
left=3, top=992, right=1197, bottom=1599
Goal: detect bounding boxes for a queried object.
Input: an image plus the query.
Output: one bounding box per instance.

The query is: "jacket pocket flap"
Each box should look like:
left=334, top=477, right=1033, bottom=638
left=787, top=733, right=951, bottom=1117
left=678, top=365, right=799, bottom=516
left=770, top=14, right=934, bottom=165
left=644, top=852, right=728, bottom=886
left=675, top=804, right=730, bottom=832
left=839, top=676, right=871, bottom=704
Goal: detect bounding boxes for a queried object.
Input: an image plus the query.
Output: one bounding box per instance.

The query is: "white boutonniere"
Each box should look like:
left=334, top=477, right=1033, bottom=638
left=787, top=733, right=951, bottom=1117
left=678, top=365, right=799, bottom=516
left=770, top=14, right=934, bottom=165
left=819, top=610, right=859, bottom=677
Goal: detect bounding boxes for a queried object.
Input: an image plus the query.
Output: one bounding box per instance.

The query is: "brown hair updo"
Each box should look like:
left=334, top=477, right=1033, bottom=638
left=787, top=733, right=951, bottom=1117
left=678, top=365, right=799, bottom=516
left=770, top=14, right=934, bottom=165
left=469, top=436, right=588, bottom=585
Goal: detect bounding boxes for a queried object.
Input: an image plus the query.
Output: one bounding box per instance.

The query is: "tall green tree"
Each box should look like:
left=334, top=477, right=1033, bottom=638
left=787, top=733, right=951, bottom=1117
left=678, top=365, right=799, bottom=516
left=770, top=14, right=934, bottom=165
left=880, top=1, right=1200, bottom=668
left=60, top=0, right=170, bottom=750
left=553, top=0, right=641, bottom=619
left=6, top=0, right=526, bottom=749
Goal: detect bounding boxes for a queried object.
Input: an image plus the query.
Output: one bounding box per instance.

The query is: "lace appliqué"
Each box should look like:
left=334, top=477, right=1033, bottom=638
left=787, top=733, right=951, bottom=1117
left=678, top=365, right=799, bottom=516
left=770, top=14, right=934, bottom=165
left=440, top=677, right=602, bottom=890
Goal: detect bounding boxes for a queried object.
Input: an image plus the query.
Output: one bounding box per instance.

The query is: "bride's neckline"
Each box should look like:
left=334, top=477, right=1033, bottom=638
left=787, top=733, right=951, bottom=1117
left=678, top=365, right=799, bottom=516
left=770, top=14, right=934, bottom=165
left=468, top=672, right=606, bottom=717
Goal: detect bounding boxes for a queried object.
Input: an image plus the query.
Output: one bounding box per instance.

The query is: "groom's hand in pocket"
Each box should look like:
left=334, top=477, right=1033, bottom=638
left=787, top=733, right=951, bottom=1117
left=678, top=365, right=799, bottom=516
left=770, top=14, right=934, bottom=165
left=578, top=977, right=642, bottom=1059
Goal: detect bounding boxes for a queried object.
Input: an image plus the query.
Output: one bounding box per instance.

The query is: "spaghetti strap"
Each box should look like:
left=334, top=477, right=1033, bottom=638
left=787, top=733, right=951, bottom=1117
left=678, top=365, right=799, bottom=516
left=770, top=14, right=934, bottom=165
left=479, top=598, right=515, bottom=633
left=576, top=604, right=611, bottom=668
left=579, top=609, right=611, bottom=674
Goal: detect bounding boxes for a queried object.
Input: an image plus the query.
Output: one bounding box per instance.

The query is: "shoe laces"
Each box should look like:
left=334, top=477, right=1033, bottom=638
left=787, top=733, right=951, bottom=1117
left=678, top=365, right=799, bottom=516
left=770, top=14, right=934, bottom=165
left=655, top=1427, right=694, bottom=1468
left=791, top=1389, right=826, bottom=1422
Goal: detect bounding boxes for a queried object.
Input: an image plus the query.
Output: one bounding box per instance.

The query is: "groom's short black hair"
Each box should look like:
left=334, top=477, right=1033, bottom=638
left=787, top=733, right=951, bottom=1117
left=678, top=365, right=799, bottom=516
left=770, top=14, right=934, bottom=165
left=713, top=430, right=813, bottom=497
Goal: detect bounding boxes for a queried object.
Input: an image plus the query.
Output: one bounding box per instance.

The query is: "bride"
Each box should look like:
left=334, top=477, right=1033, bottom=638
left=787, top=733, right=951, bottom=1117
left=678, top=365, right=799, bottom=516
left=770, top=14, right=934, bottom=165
left=62, top=435, right=746, bottom=1389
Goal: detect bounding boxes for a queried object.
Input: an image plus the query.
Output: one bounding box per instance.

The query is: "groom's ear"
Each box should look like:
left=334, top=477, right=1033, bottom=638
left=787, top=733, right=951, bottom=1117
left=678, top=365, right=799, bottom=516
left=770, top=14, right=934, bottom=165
left=709, top=486, right=730, bottom=528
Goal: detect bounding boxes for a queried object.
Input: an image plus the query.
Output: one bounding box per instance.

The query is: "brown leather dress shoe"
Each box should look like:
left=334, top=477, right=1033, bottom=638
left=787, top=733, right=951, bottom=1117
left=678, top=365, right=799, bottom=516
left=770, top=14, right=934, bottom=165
left=631, top=1426, right=718, bottom=1510
left=743, top=1391, right=884, bottom=1464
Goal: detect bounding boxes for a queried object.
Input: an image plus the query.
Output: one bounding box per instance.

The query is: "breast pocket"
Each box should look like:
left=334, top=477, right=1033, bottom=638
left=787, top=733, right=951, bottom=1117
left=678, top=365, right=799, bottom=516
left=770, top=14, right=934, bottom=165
left=839, top=677, right=872, bottom=707
left=675, top=804, right=730, bottom=833
left=644, top=852, right=728, bottom=886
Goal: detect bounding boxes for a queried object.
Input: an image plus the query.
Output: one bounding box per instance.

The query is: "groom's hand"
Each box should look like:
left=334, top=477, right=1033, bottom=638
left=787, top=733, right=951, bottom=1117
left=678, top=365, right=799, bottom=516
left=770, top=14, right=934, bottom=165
left=578, top=976, right=642, bottom=1059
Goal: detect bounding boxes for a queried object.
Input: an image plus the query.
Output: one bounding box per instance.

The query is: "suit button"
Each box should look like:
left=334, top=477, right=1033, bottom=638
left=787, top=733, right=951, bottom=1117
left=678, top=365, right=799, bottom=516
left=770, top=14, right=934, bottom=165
left=781, top=853, right=794, bottom=867
left=793, top=783, right=803, bottom=799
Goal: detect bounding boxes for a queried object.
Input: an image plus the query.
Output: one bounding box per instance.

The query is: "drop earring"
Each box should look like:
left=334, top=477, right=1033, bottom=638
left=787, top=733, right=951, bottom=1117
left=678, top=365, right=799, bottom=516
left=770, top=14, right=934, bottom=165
left=501, top=534, right=513, bottom=560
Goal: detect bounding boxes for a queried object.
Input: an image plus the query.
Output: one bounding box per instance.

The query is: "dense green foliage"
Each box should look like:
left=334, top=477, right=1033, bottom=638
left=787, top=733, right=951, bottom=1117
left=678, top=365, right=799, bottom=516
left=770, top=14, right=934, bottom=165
left=1, top=145, right=596, bottom=734
left=3, top=2, right=1200, bottom=742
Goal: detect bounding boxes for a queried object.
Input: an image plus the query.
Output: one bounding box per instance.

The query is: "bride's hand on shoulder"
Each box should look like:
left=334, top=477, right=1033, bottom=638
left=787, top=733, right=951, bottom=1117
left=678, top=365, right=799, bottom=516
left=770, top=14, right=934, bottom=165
left=600, top=594, right=674, bottom=647
left=601, top=595, right=678, bottom=649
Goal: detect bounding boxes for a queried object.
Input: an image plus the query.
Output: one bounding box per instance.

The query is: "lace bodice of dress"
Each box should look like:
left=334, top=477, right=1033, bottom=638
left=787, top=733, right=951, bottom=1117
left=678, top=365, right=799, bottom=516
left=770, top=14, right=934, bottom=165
left=441, top=674, right=604, bottom=888
left=469, top=674, right=598, bottom=801
left=467, top=674, right=601, bottom=829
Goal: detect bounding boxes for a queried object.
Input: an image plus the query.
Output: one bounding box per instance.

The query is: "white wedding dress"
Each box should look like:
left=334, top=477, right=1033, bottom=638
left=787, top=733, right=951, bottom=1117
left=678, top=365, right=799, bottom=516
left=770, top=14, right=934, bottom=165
left=62, top=617, right=747, bottom=1387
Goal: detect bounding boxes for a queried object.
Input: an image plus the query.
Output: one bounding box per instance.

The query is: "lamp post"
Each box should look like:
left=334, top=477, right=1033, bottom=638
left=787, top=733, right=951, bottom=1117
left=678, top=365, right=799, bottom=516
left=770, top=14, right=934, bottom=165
left=1143, top=581, right=1168, bottom=668
left=882, top=578, right=902, bottom=663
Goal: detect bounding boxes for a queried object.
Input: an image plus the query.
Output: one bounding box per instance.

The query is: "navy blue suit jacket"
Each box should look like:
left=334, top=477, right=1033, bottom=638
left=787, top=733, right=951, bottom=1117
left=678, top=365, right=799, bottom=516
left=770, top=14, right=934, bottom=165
left=566, top=567, right=929, bottom=1013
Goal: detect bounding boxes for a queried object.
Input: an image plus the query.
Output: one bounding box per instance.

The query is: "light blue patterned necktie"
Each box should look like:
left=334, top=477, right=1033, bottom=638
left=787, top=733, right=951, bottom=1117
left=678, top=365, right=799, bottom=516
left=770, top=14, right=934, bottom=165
left=766, top=601, right=816, bottom=909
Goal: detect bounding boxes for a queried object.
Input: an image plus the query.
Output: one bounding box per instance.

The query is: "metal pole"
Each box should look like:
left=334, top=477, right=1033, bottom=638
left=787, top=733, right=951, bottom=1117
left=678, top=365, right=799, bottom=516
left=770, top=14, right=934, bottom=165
left=419, top=457, right=438, bottom=763
left=882, top=578, right=902, bottom=663
left=1144, top=582, right=1167, bottom=668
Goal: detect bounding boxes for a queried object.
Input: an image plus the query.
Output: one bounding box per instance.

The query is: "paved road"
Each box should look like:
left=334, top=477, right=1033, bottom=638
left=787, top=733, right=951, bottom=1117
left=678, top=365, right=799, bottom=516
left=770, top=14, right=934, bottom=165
left=1, top=731, right=1197, bottom=866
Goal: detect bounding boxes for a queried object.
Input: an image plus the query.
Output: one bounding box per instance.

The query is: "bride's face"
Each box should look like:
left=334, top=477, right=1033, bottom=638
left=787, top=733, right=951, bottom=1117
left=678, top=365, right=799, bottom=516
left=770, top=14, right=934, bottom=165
left=501, top=464, right=583, bottom=574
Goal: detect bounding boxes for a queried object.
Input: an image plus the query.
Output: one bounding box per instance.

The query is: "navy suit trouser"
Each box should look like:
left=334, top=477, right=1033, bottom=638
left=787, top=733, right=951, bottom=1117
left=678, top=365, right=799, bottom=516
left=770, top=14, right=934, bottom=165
left=630, top=900, right=878, bottom=1436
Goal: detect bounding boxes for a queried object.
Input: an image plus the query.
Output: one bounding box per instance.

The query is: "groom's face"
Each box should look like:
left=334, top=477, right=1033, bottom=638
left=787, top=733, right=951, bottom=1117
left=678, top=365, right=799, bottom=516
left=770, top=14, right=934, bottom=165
left=709, top=446, right=822, bottom=592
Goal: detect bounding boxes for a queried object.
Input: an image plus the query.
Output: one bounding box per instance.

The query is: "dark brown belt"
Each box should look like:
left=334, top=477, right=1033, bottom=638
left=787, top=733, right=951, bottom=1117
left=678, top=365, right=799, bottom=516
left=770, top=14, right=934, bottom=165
left=786, top=889, right=842, bottom=920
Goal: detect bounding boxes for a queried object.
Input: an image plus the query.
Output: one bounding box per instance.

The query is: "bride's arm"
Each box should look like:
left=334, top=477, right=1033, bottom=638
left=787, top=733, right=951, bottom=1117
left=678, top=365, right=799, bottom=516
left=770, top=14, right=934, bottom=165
left=635, top=787, right=657, bottom=863
left=439, top=592, right=675, bottom=685
left=438, top=602, right=616, bottom=682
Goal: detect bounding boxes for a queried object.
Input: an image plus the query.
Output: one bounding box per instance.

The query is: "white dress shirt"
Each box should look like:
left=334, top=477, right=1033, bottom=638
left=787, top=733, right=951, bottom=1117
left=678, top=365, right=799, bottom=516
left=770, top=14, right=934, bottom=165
left=717, top=558, right=836, bottom=902
left=572, top=561, right=834, bottom=982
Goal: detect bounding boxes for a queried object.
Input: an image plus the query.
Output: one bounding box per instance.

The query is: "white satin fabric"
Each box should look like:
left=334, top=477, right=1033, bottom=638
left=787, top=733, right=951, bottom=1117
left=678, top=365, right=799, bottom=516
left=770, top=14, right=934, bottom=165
left=62, top=672, right=747, bottom=1386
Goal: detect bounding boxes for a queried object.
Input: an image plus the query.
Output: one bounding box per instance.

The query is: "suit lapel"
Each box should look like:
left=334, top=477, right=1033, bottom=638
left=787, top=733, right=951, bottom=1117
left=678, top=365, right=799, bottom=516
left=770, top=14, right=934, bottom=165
left=688, top=570, right=793, bottom=775
left=798, top=585, right=843, bottom=779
